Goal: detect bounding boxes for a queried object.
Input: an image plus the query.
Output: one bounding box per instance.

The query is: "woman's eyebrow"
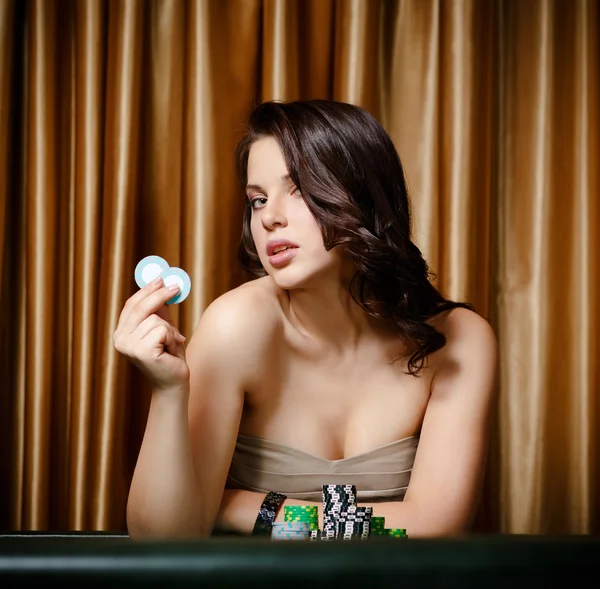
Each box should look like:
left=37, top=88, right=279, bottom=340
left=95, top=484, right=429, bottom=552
left=246, top=174, right=292, bottom=192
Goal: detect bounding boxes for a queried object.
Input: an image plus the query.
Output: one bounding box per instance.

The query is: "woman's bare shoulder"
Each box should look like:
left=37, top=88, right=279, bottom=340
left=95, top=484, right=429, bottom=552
left=431, top=307, right=498, bottom=368
left=434, top=306, right=495, bottom=334
left=193, top=276, right=283, bottom=348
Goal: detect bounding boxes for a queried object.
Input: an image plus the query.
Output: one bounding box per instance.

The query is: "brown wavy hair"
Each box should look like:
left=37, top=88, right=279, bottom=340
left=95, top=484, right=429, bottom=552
left=235, top=100, right=472, bottom=375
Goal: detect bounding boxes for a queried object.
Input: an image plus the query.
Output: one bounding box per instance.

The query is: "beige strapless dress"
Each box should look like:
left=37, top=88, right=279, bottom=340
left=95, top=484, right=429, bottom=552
left=226, top=433, right=419, bottom=503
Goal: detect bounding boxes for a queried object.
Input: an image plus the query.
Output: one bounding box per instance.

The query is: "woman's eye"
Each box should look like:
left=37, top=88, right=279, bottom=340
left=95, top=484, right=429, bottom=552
left=250, top=197, right=267, bottom=209
left=292, top=187, right=302, bottom=197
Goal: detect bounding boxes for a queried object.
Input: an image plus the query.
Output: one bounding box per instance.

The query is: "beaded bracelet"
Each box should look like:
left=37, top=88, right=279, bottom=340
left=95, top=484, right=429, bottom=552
left=252, top=491, right=287, bottom=536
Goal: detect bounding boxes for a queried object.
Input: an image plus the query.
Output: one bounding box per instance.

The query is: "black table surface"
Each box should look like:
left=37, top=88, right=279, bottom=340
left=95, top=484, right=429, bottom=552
left=0, top=533, right=598, bottom=588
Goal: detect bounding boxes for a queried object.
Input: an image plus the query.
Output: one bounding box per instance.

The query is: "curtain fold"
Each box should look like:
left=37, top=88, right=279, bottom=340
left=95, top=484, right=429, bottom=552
left=24, top=0, right=60, bottom=530
left=333, top=0, right=381, bottom=116
left=263, top=0, right=300, bottom=100
left=570, top=0, right=599, bottom=534
left=90, top=0, right=145, bottom=530
left=0, top=0, right=15, bottom=280
left=69, top=0, right=106, bottom=530
left=0, top=0, right=597, bottom=534
left=0, top=0, right=14, bottom=527
left=386, top=0, right=441, bottom=271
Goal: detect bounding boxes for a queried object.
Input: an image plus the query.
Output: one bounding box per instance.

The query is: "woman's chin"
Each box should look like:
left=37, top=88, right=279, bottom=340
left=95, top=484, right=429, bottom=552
left=268, top=266, right=339, bottom=292
left=262, top=265, right=308, bottom=290
left=270, top=273, right=308, bottom=291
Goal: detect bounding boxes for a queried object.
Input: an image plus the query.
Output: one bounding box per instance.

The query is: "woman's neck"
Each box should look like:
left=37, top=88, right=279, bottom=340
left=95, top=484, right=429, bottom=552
left=285, top=281, right=392, bottom=354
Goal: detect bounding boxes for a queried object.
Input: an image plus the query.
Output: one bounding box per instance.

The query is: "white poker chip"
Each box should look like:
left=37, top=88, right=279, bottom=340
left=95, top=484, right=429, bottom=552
left=135, top=255, right=169, bottom=288
left=161, top=267, right=191, bottom=305
left=134, top=255, right=191, bottom=305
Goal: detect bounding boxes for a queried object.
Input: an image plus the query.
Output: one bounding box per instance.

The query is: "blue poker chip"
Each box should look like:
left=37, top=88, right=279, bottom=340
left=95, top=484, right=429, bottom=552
left=135, top=255, right=170, bottom=288
left=161, top=267, right=191, bottom=304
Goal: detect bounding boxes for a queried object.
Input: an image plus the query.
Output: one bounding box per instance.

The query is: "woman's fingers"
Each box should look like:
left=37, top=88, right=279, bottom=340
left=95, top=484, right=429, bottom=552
left=118, top=283, right=180, bottom=336
left=132, top=314, right=185, bottom=344
left=117, top=277, right=165, bottom=326
left=132, top=314, right=166, bottom=341
left=155, top=300, right=175, bottom=324
left=142, top=322, right=185, bottom=361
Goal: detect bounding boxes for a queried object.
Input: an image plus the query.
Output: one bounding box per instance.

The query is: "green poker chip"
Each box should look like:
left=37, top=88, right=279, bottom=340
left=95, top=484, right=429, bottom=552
left=386, top=528, right=407, bottom=537
left=284, top=506, right=318, bottom=518
left=370, top=516, right=385, bottom=529
left=284, top=505, right=319, bottom=530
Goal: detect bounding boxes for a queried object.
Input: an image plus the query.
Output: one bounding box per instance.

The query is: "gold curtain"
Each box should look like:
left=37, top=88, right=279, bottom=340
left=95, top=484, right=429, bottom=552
left=0, top=0, right=597, bottom=534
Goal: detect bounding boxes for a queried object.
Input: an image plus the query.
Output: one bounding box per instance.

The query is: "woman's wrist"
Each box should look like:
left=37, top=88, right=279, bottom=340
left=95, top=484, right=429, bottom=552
left=217, top=489, right=266, bottom=534
left=217, top=490, right=323, bottom=533
left=152, top=381, right=190, bottom=397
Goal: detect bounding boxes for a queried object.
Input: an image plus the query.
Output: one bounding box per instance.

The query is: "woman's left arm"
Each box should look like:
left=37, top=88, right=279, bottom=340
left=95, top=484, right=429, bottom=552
left=393, top=309, right=498, bottom=536
left=217, top=309, right=498, bottom=537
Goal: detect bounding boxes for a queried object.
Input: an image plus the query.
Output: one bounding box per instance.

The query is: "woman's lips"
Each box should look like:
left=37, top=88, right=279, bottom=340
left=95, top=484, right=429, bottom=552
left=268, top=247, right=298, bottom=267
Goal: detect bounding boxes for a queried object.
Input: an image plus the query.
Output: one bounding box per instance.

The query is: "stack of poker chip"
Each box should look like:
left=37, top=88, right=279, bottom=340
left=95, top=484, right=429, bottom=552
left=370, top=516, right=386, bottom=537
left=271, top=521, right=311, bottom=540
left=335, top=505, right=373, bottom=540
left=321, top=484, right=357, bottom=541
left=284, top=505, right=319, bottom=531
left=267, top=485, right=407, bottom=541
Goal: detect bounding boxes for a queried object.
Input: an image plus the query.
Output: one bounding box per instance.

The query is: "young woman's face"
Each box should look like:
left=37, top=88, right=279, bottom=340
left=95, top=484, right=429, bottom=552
left=246, top=137, right=343, bottom=290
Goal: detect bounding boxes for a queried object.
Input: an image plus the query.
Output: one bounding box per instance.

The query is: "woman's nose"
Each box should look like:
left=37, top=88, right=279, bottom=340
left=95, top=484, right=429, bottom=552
left=261, top=198, right=288, bottom=230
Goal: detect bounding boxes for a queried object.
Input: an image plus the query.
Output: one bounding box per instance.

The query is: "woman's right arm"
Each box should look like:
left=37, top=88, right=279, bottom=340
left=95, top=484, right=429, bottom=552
left=115, top=280, right=252, bottom=538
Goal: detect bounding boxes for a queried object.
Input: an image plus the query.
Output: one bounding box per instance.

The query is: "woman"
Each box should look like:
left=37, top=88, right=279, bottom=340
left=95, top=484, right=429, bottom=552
left=113, top=100, right=498, bottom=538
